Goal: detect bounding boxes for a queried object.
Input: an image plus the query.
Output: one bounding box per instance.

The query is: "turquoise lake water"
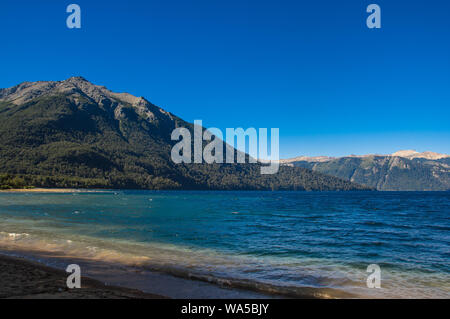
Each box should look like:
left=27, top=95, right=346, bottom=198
left=0, top=191, right=449, bottom=298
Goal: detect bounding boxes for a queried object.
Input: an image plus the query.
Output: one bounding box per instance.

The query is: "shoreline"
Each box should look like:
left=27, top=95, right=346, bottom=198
left=2, top=188, right=447, bottom=194
left=0, top=253, right=167, bottom=299
left=0, top=188, right=112, bottom=193
left=0, top=248, right=281, bottom=299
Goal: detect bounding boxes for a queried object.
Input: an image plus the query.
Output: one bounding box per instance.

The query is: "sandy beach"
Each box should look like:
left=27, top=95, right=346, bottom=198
left=0, top=188, right=110, bottom=193
left=0, top=254, right=166, bottom=299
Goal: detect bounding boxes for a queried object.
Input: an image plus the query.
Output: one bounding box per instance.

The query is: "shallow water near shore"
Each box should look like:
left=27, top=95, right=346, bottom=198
left=0, top=191, right=449, bottom=298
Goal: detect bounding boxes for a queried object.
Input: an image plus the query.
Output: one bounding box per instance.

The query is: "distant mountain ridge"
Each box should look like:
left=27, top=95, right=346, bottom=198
left=282, top=151, right=450, bottom=191
left=281, top=150, right=449, bottom=164
left=0, top=77, right=369, bottom=191
left=390, top=150, right=449, bottom=160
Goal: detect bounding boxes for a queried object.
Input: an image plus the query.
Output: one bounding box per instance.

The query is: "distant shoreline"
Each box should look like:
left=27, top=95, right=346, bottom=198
left=0, top=188, right=377, bottom=193
left=0, top=188, right=111, bottom=193
left=2, top=188, right=447, bottom=193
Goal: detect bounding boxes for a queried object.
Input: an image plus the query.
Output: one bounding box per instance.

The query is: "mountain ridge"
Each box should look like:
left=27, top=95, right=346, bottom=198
left=281, top=150, right=449, bottom=164
left=281, top=151, right=450, bottom=191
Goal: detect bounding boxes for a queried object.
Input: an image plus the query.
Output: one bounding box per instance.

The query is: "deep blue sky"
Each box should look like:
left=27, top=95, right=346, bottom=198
left=1, top=0, right=449, bottom=158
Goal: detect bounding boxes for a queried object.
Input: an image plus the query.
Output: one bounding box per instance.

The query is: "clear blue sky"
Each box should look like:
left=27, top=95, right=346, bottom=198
left=0, top=0, right=449, bottom=158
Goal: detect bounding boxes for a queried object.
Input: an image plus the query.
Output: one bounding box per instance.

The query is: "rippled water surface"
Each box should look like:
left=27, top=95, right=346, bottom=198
left=0, top=191, right=449, bottom=298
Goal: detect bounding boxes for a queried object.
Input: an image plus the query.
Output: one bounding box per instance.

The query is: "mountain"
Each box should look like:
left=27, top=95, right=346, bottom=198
left=0, top=77, right=370, bottom=191
left=282, top=151, right=450, bottom=191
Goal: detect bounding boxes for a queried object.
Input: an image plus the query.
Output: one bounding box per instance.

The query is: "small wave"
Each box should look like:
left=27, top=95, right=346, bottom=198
left=143, top=265, right=356, bottom=299
left=357, top=221, right=387, bottom=227
left=358, top=241, right=390, bottom=247
left=427, top=225, right=450, bottom=231
left=0, top=230, right=355, bottom=298
left=0, top=232, right=30, bottom=240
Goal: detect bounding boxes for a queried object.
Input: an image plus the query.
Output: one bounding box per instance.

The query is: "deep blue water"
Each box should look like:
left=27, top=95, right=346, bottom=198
left=0, top=191, right=449, bottom=298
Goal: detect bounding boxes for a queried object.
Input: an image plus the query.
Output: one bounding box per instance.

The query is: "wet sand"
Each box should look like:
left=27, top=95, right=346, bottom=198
left=0, top=248, right=275, bottom=299
left=0, top=254, right=166, bottom=299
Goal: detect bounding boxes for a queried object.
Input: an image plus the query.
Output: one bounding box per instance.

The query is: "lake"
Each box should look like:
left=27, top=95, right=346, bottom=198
left=0, top=191, right=449, bottom=298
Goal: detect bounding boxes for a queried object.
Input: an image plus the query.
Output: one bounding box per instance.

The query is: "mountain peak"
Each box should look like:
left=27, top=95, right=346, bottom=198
left=0, top=77, right=95, bottom=105
left=0, top=77, right=120, bottom=105
left=65, top=76, right=91, bottom=84
left=67, top=75, right=88, bottom=81
left=391, top=150, right=449, bottom=160
left=391, top=150, right=419, bottom=157
left=0, top=77, right=174, bottom=124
